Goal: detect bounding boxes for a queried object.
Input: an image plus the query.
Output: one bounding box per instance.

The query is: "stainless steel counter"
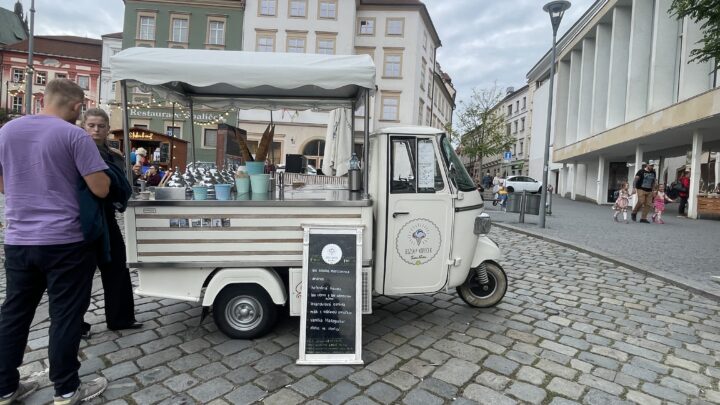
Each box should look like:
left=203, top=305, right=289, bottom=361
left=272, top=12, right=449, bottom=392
left=128, top=185, right=373, bottom=207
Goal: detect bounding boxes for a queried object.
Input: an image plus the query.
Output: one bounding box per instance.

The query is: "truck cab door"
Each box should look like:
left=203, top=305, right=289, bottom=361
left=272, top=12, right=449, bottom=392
left=383, top=136, right=453, bottom=295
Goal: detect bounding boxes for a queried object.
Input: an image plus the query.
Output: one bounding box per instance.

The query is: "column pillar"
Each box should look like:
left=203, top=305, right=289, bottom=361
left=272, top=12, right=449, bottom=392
left=679, top=17, right=713, bottom=100
left=566, top=51, right=583, bottom=145
left=597, top=155, right=608, bottom=204
left=688, top=130, right=703, bottom=219
left=577, top=39, right=596, bottom=141
left=648, top=0, right=680, bottom=111
left=625, top=0, right=654, bottom=121
left=569, top=163, right=577, bottom=200
left=607, top=6, right=631, bottom=128
left=632, top=145, right=643, bottom=206
left=591, top=24, right=611, bottom=135
left=715, top=152, right=720, bottom=189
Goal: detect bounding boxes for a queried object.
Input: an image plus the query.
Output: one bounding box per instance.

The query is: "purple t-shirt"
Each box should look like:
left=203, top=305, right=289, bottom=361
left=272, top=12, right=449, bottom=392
left=0, top=115, right=108, bottom=245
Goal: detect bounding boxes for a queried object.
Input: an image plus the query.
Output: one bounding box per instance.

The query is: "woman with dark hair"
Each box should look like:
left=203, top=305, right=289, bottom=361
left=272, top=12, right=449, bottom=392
left=81, top=108, right=141, bottom=336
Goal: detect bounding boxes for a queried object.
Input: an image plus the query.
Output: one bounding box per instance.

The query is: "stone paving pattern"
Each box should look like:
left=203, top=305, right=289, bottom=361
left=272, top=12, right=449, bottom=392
left=2, top=225, right=720, bottom=404
left=485, top=195, right=720, bottom=297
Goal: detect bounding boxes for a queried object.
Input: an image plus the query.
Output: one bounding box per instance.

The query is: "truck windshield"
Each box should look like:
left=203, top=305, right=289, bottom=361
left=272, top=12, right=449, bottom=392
left=440, top=135, right=476, bottom=192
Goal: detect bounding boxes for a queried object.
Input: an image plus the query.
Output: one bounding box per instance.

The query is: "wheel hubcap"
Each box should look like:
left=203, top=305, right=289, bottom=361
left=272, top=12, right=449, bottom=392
left=468, top=273, right=498, bottom=298
left=226, top=296, right=263, bottom=331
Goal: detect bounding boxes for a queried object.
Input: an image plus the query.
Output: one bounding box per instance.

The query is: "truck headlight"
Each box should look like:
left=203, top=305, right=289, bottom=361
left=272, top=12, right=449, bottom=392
left=474, top=213, right=491, bottom=235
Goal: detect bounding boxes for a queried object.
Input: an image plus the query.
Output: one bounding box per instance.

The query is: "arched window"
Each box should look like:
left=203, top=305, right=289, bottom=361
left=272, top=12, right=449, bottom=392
left=302, top=139, right=325, bottom=169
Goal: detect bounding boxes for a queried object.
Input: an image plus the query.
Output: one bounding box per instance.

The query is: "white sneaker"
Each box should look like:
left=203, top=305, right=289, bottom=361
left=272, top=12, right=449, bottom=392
left=53, top=377, right=107, bottom=405
left=0, top=381, right=38, bottom=405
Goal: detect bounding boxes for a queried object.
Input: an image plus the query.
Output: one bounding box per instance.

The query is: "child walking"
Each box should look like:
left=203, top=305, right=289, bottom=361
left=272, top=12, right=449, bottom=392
left=613, top=182, right=634, bottom=223
left=651, top=184, right=675, bottom=224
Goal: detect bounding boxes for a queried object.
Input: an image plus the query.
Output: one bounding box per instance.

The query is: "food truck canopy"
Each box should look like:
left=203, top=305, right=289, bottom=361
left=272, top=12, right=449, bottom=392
left=111, top=48, right=376, bottom=111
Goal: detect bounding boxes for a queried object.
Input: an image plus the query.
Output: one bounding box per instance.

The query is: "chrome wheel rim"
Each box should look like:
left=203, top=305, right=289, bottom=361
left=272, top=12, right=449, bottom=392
left=225, top=296, right=263, bottom=331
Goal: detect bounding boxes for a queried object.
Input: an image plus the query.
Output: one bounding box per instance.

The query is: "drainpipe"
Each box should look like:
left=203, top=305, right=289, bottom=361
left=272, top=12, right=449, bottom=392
left=428, top=45, right=437, bottom=126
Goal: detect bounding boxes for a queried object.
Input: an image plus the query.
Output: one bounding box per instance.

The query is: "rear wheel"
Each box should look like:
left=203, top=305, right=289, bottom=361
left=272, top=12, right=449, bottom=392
left=536, top=187, right=542, bottom=194
left=506, top=186, right=515, bottom=193
left=213, top=284, right=277, bottom=339
left=457, top=262, right=508, bottom=308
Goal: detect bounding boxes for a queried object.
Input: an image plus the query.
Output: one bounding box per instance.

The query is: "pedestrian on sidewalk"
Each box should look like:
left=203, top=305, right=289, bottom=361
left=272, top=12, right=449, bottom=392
left=0, top=79, right=109, bottom=404
left=631, top=162, right=657, bottom=223
left=80, top=108, right=141, bottom=338
left=612, top=182, right=634, bottom=223
left=497, top=185, right=509, bottom=211
left=651, top=184, right=675, bottom=224
left=677, top=170, right=690, bottom=217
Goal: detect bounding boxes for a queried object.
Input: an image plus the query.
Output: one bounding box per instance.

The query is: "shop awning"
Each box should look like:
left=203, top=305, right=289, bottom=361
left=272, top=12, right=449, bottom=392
left=110, top=47, right=376, bottom=111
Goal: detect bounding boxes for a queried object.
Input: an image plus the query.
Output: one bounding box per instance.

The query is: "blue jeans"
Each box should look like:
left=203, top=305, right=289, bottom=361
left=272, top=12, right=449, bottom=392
left=0, top=241, right=96, bottom=396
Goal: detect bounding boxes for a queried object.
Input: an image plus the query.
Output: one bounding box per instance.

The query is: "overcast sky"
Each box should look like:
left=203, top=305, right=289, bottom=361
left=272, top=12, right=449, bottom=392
left=3, top=0, right=595, bottom=106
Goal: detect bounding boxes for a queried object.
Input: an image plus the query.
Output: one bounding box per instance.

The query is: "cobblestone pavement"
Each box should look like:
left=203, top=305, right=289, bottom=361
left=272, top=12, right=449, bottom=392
left=485, top=194, right=720, bottom=297
left=2, top=227, right=720, bottom=405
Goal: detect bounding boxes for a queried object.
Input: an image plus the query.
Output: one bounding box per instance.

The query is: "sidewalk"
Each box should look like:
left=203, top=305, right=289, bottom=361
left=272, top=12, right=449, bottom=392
left=485, top=194, right=720, bottom=299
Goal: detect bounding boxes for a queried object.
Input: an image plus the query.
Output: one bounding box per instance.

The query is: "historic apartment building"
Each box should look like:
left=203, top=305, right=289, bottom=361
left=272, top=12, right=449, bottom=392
left=115, top=0, right=246, bottom=162
left=238, top=0, right=456, bottom=168
left=99, top=32, right=122, bottom=110
left=528, top=0, right=720, bottom=218
left=0, top=35, right=101, bottom=115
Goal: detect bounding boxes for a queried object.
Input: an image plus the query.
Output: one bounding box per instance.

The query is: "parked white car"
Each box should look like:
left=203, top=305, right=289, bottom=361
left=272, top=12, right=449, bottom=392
left=504, top=176, right=543, bottom=193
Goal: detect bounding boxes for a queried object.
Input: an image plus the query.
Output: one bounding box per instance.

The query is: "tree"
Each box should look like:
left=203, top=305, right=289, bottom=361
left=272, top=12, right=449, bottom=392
left=448, top=86, right=514, bottom=181
left=670, top=0, right=720, bottom=72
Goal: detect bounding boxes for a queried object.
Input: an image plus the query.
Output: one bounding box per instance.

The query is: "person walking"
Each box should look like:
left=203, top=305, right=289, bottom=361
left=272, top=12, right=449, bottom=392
left=651, top=184, right=675, bottom=224
left=81, top=108, right=141, bottom=337
left=481, top=171, right=492, bottom=189
left=612, top=182, right=634, bottom=223
left=631, top=162, right=657, bottom=223
left=0, top=79, right=109, bottom=404
left=677, top=170, right=690, bottom=217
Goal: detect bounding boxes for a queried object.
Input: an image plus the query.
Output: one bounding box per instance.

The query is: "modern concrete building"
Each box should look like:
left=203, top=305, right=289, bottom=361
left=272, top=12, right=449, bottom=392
left=237, top=0, right=455, bottom=168
left=115, top=0, right=245, bottom=163
left=528, top=0, right=720, bottom=218
left=0, top=36, right=101, bottom=115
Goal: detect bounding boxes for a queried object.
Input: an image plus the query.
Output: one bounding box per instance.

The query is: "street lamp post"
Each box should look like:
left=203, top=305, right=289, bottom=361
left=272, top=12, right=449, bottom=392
left=538, top=0, right=571, bottom=228
left=25, top=0, right=36, bottom=115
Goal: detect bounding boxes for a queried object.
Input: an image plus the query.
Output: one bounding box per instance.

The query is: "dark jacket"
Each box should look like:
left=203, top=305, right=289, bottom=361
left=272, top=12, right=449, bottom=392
left=78, top=155, right=133, bottom=263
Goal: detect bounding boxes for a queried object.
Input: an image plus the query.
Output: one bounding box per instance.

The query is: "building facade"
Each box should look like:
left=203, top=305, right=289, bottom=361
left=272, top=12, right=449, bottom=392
left=0, top=1, right=27, bottom=47
left=99, top=32, right=122, bottom=110
left=480, top=85, right=530, bottom=178
left=528, top=0, right=720, bottom=218
left=0, top=36, right=101, bottom=115
left=115, top=0, right=246, bottom=163
left=233, top=0, right=455, bottom=169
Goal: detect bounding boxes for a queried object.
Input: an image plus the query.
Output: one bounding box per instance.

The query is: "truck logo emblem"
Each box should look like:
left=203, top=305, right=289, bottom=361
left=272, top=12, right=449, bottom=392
left=396, top=219, right=441, bottom=266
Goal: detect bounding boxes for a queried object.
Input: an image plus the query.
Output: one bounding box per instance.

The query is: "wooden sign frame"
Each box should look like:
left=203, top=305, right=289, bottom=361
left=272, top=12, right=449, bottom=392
left=297, top=225, right=363, bottom=365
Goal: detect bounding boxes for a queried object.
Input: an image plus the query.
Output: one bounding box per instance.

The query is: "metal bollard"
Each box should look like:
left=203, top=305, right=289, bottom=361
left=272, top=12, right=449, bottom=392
left=519, top=190, right=527, bottom=223
left=547, top=190, right=553, bottom=215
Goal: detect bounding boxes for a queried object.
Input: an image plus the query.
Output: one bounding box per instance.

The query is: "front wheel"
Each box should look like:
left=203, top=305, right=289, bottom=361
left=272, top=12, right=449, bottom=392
left=457, top=262, right=508, bottom=308
left=213, top=284, right=277, bottom=339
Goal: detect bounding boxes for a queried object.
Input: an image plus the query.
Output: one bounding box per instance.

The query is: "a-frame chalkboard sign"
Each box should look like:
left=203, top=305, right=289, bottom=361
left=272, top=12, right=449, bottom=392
left=297, top=226, right=363, bottom=365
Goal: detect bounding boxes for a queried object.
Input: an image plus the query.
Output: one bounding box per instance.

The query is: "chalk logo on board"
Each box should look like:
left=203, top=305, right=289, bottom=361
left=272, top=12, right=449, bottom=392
left=396, top=218, right=441, bottom=266
left=321, top=244, right=343, bottom=265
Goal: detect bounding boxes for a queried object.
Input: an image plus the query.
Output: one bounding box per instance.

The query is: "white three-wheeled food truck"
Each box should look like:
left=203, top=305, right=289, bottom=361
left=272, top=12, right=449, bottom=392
left=112, top=48, right=508, bottom=340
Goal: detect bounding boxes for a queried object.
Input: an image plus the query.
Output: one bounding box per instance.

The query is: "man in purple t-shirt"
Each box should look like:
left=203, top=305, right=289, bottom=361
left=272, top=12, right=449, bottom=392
left=0, top=79, right=110, bottom=404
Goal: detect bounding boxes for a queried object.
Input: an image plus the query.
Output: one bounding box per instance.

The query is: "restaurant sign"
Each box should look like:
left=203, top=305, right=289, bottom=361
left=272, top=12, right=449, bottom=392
left=128, top=108, right=221, bottom=121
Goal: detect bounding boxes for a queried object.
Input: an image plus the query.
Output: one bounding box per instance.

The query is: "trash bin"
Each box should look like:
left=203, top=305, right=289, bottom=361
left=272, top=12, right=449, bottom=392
left=524, top=193, right=541, bottom=215
left=506, top=194, right=522, bottom=213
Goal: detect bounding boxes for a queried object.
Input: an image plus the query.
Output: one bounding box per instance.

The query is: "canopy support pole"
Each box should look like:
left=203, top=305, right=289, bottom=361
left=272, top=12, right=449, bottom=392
left=350, top=103, right=355, bottom=163
left=189, top=97, right=197, bottom=167
left=120, top=80, right=132, bottom=185
left=363, top=91, right=370, bottom=200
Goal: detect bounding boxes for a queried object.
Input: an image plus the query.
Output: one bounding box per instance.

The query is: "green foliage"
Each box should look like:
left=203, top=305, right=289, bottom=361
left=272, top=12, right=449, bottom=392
left=0, top=108, right=9, bottom=126
left=448, top=86, right=514, bottom=166
left=670, top=0, right=720, bottom=72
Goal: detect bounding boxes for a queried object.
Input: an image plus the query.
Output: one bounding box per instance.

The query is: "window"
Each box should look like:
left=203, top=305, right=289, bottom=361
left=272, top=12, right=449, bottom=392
left=513, top=120, right=518, bottom=133
left=260, top=0, right=277, bottom=15
left=427, top=69, right=432, bottom=97
left=11, top=95, right=23, bottom=113
left=506, top=123, right=511, bottom=135
left=289, top=0, right=306, bottom=17
left=167, top=126, right=181, bottom=137
left=133, top=124, right=148, bottom=129
left=257, top=34, right=275, bottom=52
left=386, top=18, right=404, bottom=36
left=317, top=37, right=335, bottom=55
left=55, top=73, right=67, bottom=80
left=423, top=31, right=428, bottom=49
left=426, top=107, right=431, bottom=126
left=420, top=60, right=426, bottom=90
left=35, top=71, right=47, bottom=85
left=522, top=96, right=526, bottom=110
left=203, top=128, right=218, bottom=148
left=519, top=140, right=524, bottom=155
left=139, top=15, right=156, bottom=40
left=287, top=36, right=305, bottom=53
left=381, top=94, right=399, bottom=121
left=355, top=47, right=375, bottom=61
left=391, top=138, right=416, bottom=193
left=507, top=105, right=512, bottom=116
left=440, top=135, right=475, bottom=192
left=521, top=117, right=525, bottom=131
left=208, top=20, right=225, bottom=45
left=171, top=17, right=189, bottom=43
left=513, top=143, right=517, bottom=156
left=77, top=75, right=89, bottom=90
left=418, top=100, right=424, bottom=125
left=318, top=0, right=337, bottom=19
left=12, top=68, right=24, bottom=83
left=516, top=100, right=520, bottom=112
left=383, top=52, right=402, bottom=78
left=358, top=18, right=375, bottom=35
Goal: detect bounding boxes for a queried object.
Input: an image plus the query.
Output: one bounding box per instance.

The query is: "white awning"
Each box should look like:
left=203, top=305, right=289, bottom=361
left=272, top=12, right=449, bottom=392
left=110, top=47, right=376, bottom=110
